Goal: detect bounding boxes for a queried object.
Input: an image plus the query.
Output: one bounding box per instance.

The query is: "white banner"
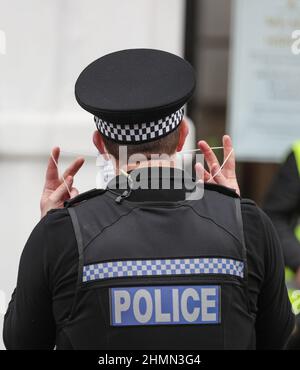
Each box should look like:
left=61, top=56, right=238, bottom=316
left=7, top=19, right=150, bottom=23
left=228, top=0, right=300, bottom=162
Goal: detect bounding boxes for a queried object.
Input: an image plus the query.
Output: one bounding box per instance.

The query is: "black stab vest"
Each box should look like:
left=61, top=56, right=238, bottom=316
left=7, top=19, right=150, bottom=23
left=57, top=183, right=255, bottom=350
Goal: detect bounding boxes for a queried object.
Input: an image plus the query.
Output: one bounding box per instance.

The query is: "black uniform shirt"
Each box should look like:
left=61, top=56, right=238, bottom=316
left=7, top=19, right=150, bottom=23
left=264, top=152, right=300, bottom=272
left=3, top=177, right=295, bottom=350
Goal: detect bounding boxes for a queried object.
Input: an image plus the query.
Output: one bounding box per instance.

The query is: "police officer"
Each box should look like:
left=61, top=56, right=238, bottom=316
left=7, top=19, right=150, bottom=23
left=3, top=49, right=294, bottom=350
left=264, top=143, right=300, bottom=289
left=264, top=142, right=300, bottom=348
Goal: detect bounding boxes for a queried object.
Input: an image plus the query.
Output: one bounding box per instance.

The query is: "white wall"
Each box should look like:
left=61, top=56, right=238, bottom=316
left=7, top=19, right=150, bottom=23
left=0, top=0, right=185, bottom=349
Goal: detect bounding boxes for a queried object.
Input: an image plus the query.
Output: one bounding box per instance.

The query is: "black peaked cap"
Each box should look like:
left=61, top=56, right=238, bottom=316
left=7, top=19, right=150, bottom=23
left=75, top=49, right=196, bottom=143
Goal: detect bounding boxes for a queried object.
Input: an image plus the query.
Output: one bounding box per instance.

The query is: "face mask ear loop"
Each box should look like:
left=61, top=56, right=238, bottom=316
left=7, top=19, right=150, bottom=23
left=207, top=148, right=234, bottom=183
left=179, top=146, right=224, bottom=155
left=50, top=153, right=72, bottom=197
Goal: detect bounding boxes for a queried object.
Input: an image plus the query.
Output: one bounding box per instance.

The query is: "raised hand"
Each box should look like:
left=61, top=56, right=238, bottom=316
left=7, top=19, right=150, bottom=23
left=195, top=135, right=240, bottom=196
left=40, top=147, right=85, bottom=218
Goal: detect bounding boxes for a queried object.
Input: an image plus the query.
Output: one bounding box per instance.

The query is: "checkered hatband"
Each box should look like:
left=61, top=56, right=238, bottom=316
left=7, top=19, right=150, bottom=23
left=94, top=107, right=184, bottom=143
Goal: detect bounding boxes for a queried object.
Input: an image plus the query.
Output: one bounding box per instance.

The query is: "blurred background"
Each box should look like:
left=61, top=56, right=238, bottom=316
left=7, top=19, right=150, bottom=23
left=0, top=0, right=300, bottom=349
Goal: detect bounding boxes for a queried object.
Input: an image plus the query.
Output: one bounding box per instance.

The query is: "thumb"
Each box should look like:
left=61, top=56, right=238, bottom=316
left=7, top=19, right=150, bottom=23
left=195, top=162, right=211, bottom=183
left=70, top=187, right=79, bottom=199
left=209, top=163, right=227, bottom=185
left=49, top=176, right=73, bottom=204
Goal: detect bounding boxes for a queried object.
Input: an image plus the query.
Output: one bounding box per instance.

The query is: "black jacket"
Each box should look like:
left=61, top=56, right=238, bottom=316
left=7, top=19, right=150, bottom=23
left=3, top=170, right=294, bottom=349
left=264, top=152, right=300, bottom=271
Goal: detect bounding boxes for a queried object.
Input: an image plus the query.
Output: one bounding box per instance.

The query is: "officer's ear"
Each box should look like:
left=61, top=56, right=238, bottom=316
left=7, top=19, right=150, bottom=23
left=93, top=131, right=110, bottom=160
left=176, top=119, right=189, bottom=152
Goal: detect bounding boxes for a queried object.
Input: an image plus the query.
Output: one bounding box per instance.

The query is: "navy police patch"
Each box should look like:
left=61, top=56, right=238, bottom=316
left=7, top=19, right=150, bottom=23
left=110, top=285, right=220, bottom=326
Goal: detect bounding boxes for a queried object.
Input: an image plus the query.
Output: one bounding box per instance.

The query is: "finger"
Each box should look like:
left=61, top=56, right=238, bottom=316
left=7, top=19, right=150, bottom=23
left=208, top=163, right=228, bottom=186
left=197, top=140, right=221, bottom=172
left=222, top=135, right=236, bottom=176
left=49, top=176, right=73, bottom=204
left=45, top=147, right=60, bottom=185
left=70, top=187, right=79, bottom=198
left=61, top=157, right=85, bottom=181
left=195, top=162, right=211, bottom=183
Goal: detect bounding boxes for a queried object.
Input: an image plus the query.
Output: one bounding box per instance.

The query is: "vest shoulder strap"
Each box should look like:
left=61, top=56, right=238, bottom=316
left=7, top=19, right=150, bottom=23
left=204, top=183, right=239, bottom=198
left=64, top=188, right=107, bottom=208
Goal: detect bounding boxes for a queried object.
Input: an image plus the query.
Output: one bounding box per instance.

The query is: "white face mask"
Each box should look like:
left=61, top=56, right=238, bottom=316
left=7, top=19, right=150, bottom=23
left=94, top=146, right=233, bottom=188
left=96, top=153, right=116, bottom=189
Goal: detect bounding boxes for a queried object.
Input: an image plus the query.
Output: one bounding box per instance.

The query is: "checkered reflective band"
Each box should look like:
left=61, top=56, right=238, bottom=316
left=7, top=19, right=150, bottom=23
left=94, top=107, right=184, bottom=143
left=82, top=257, right=244, bottom=282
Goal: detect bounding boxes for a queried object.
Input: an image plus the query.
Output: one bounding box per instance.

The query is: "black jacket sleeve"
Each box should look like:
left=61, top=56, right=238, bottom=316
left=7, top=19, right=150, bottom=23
left=263, top=152, right=300, bottom=271
left=254, top=208, right=295, bottom=349
left=3, top=218, right=56, bottom=350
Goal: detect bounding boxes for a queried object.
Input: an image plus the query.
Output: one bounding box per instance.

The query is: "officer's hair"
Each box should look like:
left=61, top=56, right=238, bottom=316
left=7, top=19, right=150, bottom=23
left=101, top=124, right=181, bottom=160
